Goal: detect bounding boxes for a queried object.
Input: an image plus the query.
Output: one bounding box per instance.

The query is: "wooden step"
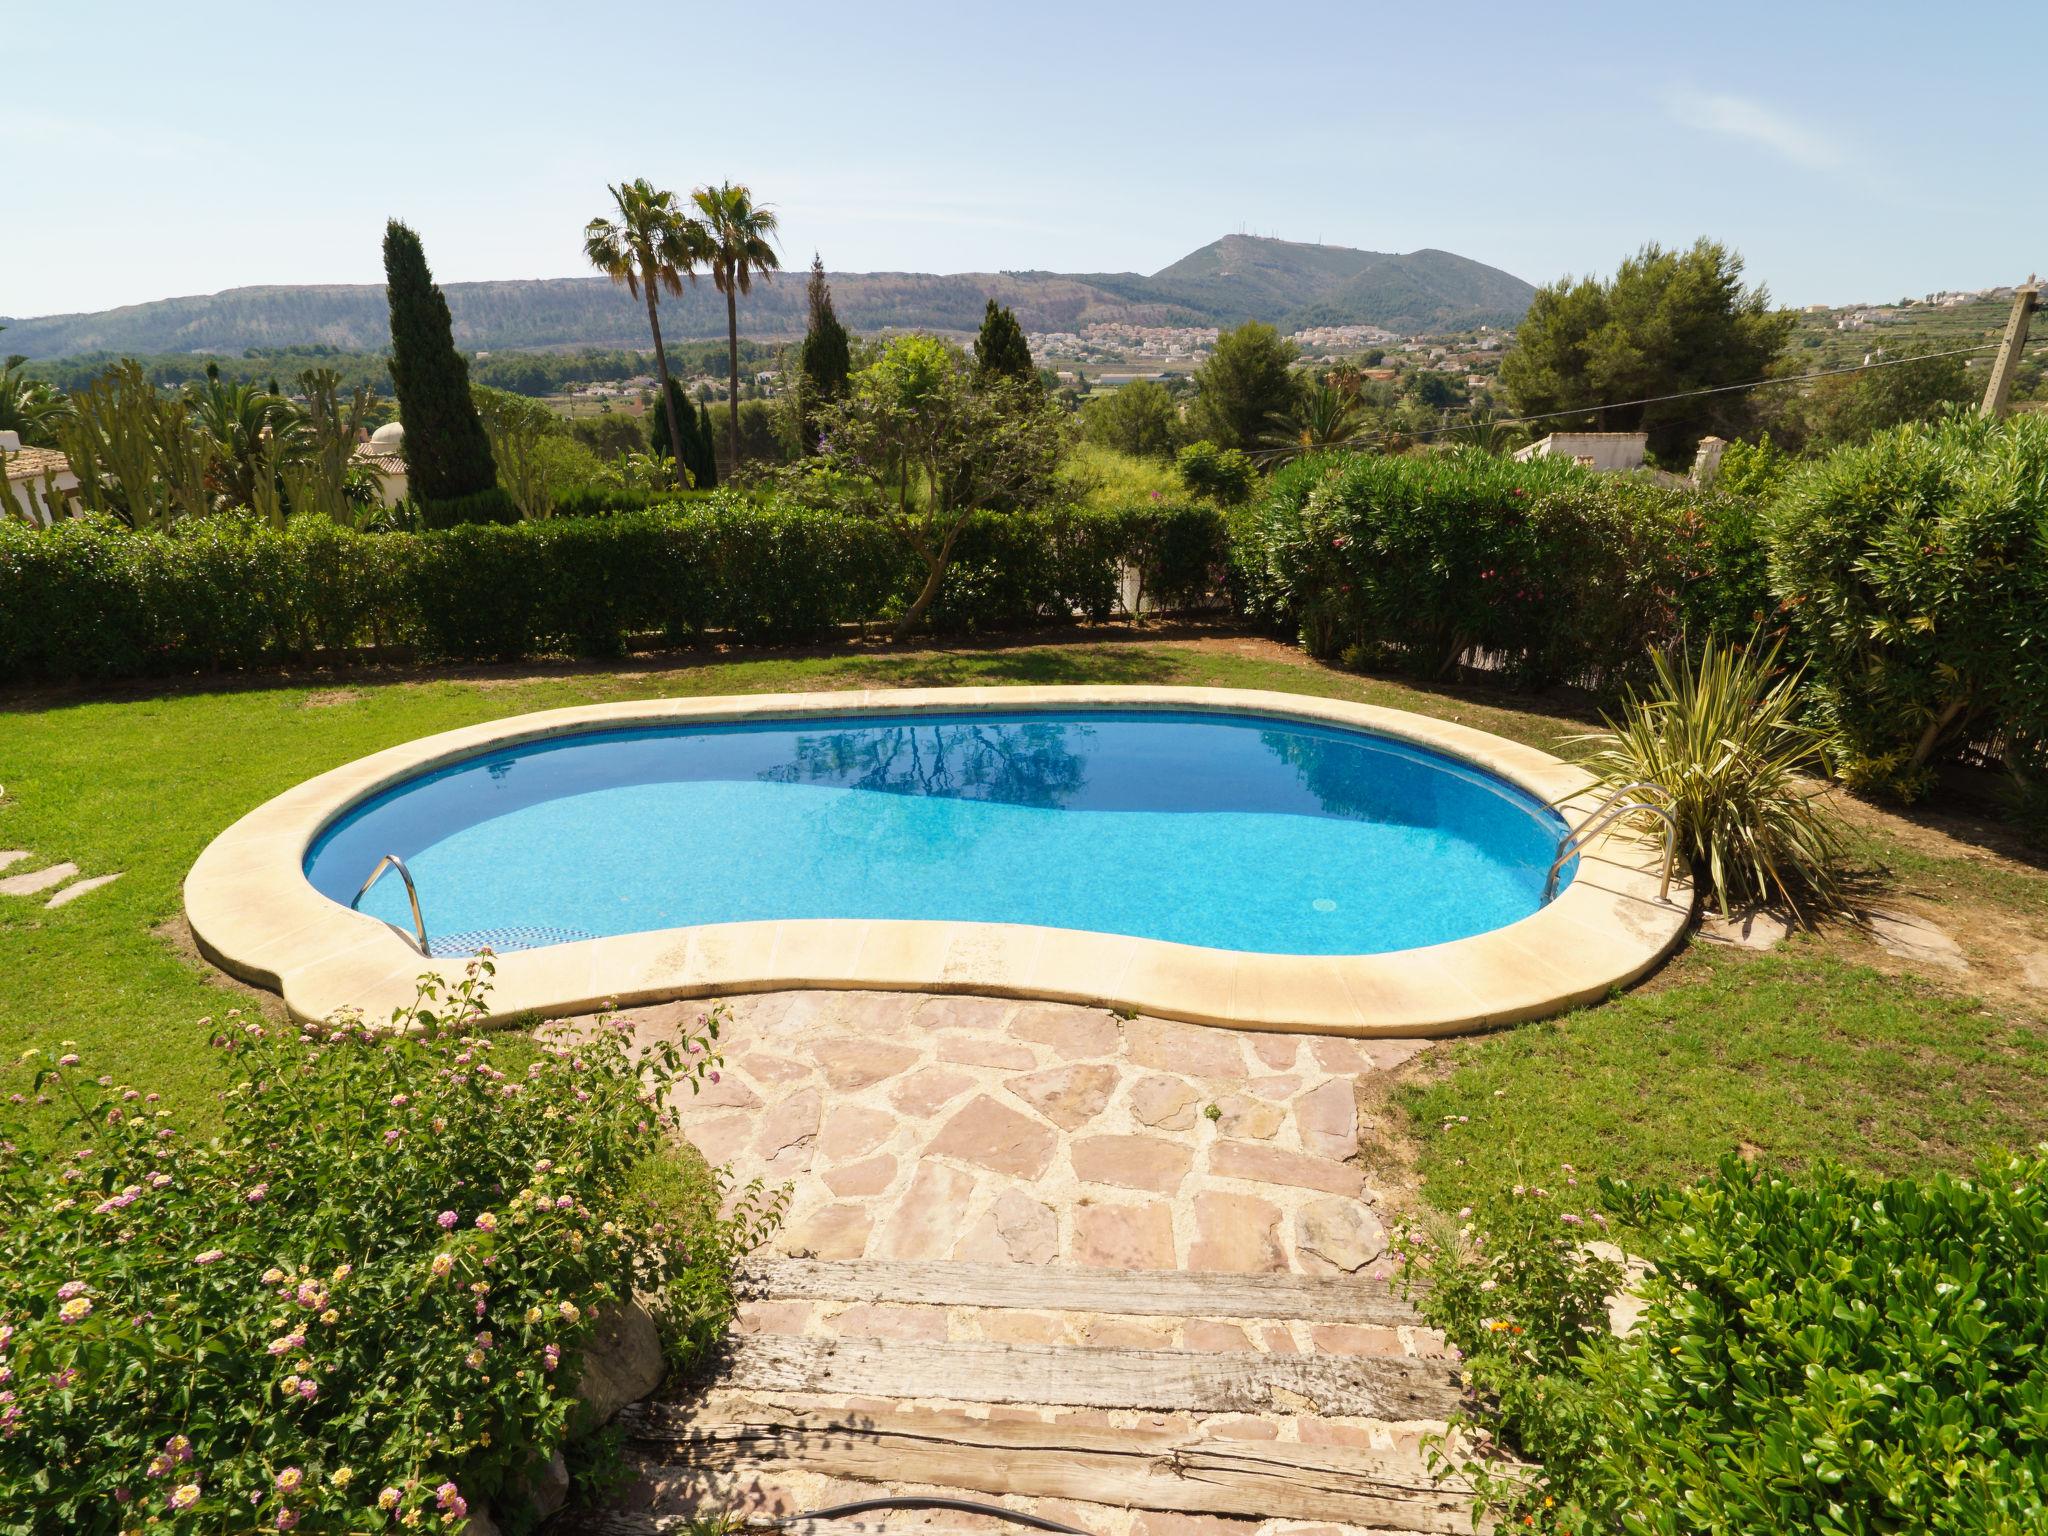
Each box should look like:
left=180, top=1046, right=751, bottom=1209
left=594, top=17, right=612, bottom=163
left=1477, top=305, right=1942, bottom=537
left=603, top=1394, right=1475, bottom=1534
left=715, top=1333, right=1461, bottom=1420
left=745, top=1258, right=1423, bottom=1328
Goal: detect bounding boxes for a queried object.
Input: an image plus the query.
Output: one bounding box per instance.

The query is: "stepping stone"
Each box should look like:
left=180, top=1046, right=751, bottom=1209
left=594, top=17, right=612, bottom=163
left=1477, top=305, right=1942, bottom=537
left=0, top=861, right=76, bottom=897
left=0, top=851, right=27, bottom=873
left=1863, top=908, right=1968, bottom=972
left=1696, top=906, right=1794, bottom=951
left=45, top=872, right=122, bottom=909
left=2021, top=953, right=2048, bottom=994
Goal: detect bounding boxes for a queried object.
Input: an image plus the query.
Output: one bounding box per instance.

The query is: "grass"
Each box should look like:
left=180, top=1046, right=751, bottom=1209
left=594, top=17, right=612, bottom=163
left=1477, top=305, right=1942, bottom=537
left=1402, top=942, right=2048, bottom=1215
left=4, top=630, right=2044, bottom=1205
left=1055, top=441, right=1183, bottom=508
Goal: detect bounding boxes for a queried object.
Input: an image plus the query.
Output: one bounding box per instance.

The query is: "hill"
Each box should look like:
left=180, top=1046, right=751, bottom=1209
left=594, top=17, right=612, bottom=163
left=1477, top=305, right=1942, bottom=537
left=0, top=236, right=1535, bottom=360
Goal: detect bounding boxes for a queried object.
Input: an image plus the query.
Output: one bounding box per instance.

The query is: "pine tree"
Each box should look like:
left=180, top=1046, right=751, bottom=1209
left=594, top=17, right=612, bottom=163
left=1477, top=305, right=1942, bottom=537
left=798, top=255, right=852, bottom=405
left=973, top=299, right=1035, bottom=386
left=382, top=220, right=497, bottom=504
left=647, top=378, right=718, bottom=490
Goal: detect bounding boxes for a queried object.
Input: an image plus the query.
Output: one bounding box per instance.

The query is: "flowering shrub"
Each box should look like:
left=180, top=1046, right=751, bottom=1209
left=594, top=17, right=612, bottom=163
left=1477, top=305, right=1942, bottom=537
left=0, top=962, right=777, bottom=1533
left=1400, top=1151, right=2048, bottom=1534
left=1393, top=1176, right=1625, bottom=1533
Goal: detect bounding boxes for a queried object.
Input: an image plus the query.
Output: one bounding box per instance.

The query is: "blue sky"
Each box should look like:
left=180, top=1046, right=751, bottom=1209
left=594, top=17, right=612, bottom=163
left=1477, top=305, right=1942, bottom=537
left=3, top=0, right=2041, bottom=318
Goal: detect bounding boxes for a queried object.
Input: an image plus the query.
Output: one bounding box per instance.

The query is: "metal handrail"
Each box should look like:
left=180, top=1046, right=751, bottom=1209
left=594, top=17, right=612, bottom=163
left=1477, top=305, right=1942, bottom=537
left=349, top=853, right=430, bottom=954
left=1544, top=782, right=1679, bottom=903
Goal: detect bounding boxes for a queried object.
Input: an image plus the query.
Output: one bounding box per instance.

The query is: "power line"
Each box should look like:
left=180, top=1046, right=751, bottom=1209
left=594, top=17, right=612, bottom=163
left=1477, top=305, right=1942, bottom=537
left=1417, top=341, right=2009, bottom=440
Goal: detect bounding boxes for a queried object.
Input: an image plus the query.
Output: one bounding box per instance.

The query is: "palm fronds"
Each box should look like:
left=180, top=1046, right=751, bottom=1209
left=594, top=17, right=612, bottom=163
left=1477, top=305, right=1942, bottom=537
left=1573, top=635, right=1844, bottom=918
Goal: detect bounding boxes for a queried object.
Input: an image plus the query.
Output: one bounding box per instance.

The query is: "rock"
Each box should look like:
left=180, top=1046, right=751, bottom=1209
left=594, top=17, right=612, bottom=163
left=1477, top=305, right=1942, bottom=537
left=1864, top=907, right=1968, bottom=972
left=926, top=1095, right=1058, bottom=1179
left=1695, top=906, right=1794, bottom=951
left=810, top=1037, right=921, bottom=1091
left=1294, top=1081, right=1359, bottom=1161
left=817, top=1105, right=897, bottom=1160
left=1006, top=1063, right=1118, bottom=1130
left=2019, top=952, right=2048, bottom=993
left=1211, top=1094, right=1286, bottom=1141
left=1072, top=1199, right=1177, bottom=1269
left=889, top=1066, right=976, bottom=1117
left=1249, top=1035, right=1299, bottom=1070
left=1295, top=1197, right=1387, bottom=1274
left=877, top=1162, right=978, bottom=1259
left=45, top=872, right=122, bottom=909
left=1129, top=1075, right=1201, bottom=1130
left=1188, top=1191, right=1286, bottom=1273
left=751, top=1089, right=821, bottom=1160
left=0, top=861, right=76, bottom=897
left=821, top=1154, right=897, bottom=1197
left=1126, top=1018, right=1245, bottom=1078
left=953, top=1188, right=1059, bottom=1265
left=460, top=1502, right=503, bottom=1536
left=572, top=1300, right=663, bottom=1430
left=1007, top=1004, right=1120, bottom=1059
left=787, top=1201, right=874, bottom=1259
left=1584, top=1239, right=1656, bottom=1337
left=1209, top=1141, right=1363, bottom=1197
left=506, top=1450, right=568, bottom=1525
left=1070, top=1134, right=1192, bottom=1194
left=936, top=1036, right=1038, bottom=1071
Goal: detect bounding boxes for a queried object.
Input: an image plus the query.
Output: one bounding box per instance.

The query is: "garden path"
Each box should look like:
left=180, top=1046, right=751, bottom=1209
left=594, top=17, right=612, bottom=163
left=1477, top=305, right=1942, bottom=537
left=577, top=991, right=1471, bottom=1536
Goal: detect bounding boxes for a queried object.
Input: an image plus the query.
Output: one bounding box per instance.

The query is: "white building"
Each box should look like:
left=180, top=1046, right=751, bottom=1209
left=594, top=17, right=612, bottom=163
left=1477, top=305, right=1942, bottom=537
left=0, top=431, right=79, bottom=525
left=350, top=422, right=409, bottom=507
left=1512, top=431, right=1648, bottom=473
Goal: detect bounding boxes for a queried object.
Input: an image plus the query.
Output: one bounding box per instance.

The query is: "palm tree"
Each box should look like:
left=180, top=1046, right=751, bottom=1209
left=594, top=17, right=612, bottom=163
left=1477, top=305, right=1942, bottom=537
left=689, top=182, right=780, bottom=469
left=584, top=179, right=704, bottom=487
left=0, top=354, right=69, bottom=447
left=1256, top=384, right=1375, bottom=466
left=187, top=366, right=303, bottom=510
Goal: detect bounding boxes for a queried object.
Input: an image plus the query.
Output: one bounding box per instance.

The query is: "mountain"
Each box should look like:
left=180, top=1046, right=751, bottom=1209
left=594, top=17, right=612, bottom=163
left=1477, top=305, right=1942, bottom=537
left=0, top=237, right=1535, bottom=360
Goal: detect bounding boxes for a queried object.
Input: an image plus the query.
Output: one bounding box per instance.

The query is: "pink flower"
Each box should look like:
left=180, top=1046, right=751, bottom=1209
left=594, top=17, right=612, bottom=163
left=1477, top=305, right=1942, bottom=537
left=168, top=1482, right=201, bottom=1511
left=542, top=1343, right=560, bottom=1372
left=245, top=1184, right=269, bottom=1204
left=1560, top=1213, right=1583, bottom=1226
left=437, top=1211, right=458, bottom=1230
left=276, top=1511, right=299, bottom=1531
left=382, top=1129, right=401, bottom=1144
left=473, top=1213, right=497, bottom=1233
left=296, top=1378, right=318, bottom=1401
left=55, top=1281, right=86, bottom=1301
left=57, top=1054, right=80, bottom=1068
left=275, top=1467, right=303, bottom=1493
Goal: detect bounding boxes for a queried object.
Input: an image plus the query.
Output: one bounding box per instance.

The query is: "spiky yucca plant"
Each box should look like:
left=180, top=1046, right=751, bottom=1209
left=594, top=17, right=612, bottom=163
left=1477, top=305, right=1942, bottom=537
left=1575, top=636, right=1844, bottom=918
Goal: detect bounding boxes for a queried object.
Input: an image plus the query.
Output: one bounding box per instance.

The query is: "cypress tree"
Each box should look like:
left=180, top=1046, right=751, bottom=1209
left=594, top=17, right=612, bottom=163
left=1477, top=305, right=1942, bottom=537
left=798, top=255, right=852, bottom=404
left=647, top=378, right=718, bottom=490
left=382, top=219, right=497, bottom=504
left=973, top=298, right=1035, bottom=386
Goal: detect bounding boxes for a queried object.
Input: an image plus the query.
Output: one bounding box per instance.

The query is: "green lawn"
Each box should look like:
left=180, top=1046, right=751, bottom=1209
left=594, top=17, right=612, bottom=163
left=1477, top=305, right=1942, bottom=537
left=4, top=635, right=2043, bottom=1203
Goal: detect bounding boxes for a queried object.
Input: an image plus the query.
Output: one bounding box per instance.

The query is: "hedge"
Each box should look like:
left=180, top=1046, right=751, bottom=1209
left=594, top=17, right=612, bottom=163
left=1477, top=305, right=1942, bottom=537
left=1765, top=411, right=2048, bottom=799
left=0, top=494, right=1233, bottom=681
left=1239, top=448, right=1772, bottom=690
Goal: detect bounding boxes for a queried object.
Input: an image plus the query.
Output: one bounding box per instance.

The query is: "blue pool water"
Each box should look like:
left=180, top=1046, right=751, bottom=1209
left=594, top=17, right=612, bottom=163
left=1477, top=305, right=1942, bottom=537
left=305, top=710, right=1571, bottom=957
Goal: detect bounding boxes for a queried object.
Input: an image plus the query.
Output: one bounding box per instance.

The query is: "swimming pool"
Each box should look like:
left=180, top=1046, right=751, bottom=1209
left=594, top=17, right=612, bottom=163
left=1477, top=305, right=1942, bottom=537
left=186, top=687, right=1690, bottom=1035
left=306, top=710, right=1572, bottom=959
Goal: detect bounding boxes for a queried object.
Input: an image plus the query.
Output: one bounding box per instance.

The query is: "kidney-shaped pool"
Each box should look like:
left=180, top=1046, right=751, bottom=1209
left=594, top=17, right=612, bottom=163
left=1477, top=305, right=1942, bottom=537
left=187, top=687, right=1690, bottom=1035
left=307, top=709, right=1571, bottom=958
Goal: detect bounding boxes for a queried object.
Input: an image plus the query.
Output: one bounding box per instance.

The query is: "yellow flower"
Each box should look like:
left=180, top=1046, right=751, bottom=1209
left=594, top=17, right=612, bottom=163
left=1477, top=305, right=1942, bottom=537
left=320, top=1309, right=339, bottom=1326
left=331, top=1467, right=354, bottom=1488
left=525, top=1307, right=543, bottom=1325
left=430, top=1253, right=454, bottom=1278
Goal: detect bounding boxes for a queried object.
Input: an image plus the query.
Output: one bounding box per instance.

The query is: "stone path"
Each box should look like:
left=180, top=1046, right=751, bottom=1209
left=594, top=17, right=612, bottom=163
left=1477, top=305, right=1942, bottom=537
left=0, top=851, right=124, bottom=908
left=576, top=990, right=1459, bottom=1536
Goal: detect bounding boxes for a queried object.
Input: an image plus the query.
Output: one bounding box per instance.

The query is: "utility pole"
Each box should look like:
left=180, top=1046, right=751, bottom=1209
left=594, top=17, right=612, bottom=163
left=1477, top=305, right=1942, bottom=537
left=1979, top=277, right=2039, bottom=419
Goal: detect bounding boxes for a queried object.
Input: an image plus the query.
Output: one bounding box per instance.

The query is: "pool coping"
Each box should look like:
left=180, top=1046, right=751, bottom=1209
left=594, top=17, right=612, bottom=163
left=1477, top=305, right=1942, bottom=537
left=184, top=686, right=1693, bottom=1037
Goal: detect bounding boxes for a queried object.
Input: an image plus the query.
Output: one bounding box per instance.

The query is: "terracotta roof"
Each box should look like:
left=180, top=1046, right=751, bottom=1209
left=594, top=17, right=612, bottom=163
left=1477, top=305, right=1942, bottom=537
left=351, top=451, right=407, bottom=476
left=2, top=446, right=71, bottom=482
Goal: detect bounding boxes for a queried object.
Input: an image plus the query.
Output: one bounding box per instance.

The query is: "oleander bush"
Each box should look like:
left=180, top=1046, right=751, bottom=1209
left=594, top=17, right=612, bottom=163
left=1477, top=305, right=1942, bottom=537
left=0, top=496, right=1231, bottom=681
left=1399, top=1151, right=2048, bottom=1535
left=1242, top=449, right=1766, bottom=690
left=0, top=964, right=781, bottom=1534
left=1765, top=411, right=2048, bottom=800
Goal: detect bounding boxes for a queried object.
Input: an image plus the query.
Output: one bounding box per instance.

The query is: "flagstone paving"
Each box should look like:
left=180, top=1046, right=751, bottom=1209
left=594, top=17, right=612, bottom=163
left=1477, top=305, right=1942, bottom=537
left=579, top=991, right=1459, bottom=1536
left=613, top=990, right=1421, bottom=1280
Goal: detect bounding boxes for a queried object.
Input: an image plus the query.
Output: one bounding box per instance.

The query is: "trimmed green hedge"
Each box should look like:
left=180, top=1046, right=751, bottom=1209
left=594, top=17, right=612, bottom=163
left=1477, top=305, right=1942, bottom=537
left=1240, top=449, right=1771, bottom=690
left=0, top=495, right=1232, bottom=681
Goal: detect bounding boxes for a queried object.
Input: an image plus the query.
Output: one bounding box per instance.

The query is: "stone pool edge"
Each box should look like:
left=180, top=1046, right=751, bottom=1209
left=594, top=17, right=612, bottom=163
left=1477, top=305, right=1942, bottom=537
left=183, top=686, right=1694, bottom=1037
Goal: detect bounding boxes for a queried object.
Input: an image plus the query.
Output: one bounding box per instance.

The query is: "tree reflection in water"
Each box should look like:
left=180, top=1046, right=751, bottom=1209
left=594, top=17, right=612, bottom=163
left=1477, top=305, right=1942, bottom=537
left=765, top=720, right=1092, bottom=809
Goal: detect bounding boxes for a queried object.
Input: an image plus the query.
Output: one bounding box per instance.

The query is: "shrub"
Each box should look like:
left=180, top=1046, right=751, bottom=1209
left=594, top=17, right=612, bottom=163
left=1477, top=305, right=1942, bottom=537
left=1175, top=440, right=1257, bottom=506
left=1765, top=411, right=2048, bottom=798
left=0, top=964, right=780, bottom=1533
left=1575, top=635, right=1845, bottom=916
left=1242, top=450, right=1770, bottom=690
left=1401, top=1151, right=2048, bottom=1535
left=0, top=498, right=1234, bottom=682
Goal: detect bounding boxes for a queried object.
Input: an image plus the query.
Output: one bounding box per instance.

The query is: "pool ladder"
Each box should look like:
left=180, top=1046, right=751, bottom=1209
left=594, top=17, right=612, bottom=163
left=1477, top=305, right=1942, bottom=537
left=1543, top=781, right=1678, bottom=903
left=350, top=853, right=431, bottom=955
